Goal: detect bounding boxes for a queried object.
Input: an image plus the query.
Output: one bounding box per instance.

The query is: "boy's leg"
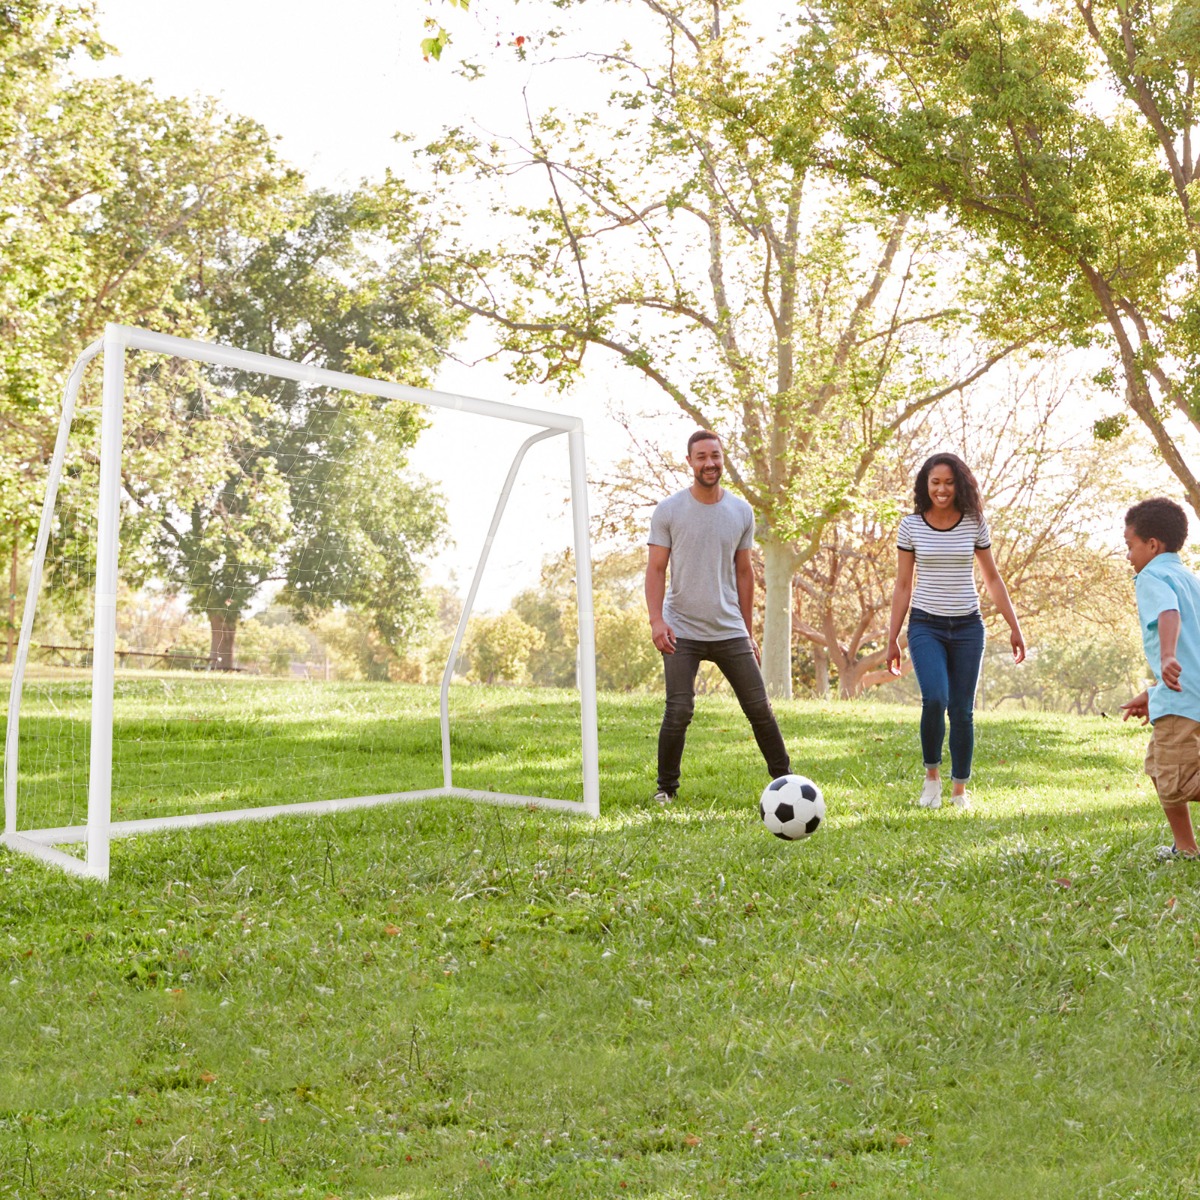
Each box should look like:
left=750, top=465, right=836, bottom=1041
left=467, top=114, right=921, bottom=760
left=1163, top=805, right=1199, bottom=858
left=711, top=637, right=791, bottom=779
left=657, top=639, right=703, bottom=796
left=1145, top=715, right=1200, bottom=857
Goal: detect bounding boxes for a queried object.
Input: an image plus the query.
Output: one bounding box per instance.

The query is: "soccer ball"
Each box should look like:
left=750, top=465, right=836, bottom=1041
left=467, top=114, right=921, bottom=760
left=759, top=774, right=825, bottom=840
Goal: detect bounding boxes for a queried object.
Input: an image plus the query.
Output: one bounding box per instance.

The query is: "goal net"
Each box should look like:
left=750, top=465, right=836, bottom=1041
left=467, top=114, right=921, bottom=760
left=3, top=325, right=600, bottom=880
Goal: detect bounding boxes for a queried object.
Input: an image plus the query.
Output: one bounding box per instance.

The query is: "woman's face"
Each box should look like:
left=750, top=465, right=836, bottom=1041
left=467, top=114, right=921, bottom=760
left=926, top=464, right=958, bottom=510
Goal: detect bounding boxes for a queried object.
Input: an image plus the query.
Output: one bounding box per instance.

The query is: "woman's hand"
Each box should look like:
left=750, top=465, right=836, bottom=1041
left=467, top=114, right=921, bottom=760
left=1010, top=628, right=1026, bottom=665
left=887, top=637, right=902, bottom=676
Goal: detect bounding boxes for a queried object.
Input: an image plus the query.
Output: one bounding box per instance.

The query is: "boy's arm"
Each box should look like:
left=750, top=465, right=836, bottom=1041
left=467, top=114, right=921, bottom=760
left=1159, top=608, right=1182, bottom=691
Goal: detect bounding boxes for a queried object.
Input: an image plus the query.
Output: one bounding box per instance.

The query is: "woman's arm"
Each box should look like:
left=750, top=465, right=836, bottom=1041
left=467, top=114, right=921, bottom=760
left=975, top=546, right=1026, bottom=663
left=887, top=550, right=916, bottom=676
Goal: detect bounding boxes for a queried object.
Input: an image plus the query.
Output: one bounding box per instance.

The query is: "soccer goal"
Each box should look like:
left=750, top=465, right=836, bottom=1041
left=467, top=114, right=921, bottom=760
left=3, top=324, right=600, bottom=881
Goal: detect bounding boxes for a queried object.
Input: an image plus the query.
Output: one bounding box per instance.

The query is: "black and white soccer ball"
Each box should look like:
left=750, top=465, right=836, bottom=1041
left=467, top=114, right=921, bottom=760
left=759, top=774, right=825, bottom=840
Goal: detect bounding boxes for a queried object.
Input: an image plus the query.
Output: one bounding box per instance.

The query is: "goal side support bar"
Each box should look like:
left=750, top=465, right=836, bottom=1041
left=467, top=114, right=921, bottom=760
left=4, top=324, right=601, bottom=881
left=3, top=336, right=104, bottom=842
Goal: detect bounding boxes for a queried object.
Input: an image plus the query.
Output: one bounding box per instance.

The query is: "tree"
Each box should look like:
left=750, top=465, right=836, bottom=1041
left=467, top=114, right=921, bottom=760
left=414, top=0, right=1047, bottom=697
left=464, top=610, right=544, bottom=684
left=791, top=370, right=1137, bottom=696
left=513, top=548, right=662, bottom=692
left=1, top=3, right=304, bottom=659
left=118, top=189, right=458, bottom=668
left=833, top=0, right=1200, bottom=517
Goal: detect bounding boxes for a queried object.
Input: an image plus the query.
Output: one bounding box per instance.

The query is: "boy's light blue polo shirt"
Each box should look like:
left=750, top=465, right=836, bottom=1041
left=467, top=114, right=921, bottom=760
left=1135, top=551, right=1200, bottom=723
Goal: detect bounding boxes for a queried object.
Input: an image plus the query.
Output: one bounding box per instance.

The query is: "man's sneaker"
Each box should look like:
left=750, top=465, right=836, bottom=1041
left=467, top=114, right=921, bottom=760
left=653, top=789, right=676, bottom=805
left=917, top=778, right=942, bottom=809
left=950, top=790, right=972, bottom=809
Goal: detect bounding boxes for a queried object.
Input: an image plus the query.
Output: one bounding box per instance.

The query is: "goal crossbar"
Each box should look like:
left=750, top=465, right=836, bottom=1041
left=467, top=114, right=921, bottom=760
left=3, top=324, right=601, bottom=881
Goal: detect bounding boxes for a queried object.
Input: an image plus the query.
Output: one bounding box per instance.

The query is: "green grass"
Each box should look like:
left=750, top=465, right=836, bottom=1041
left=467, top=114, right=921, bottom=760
left=2, top=680, right=1199, bottom=1198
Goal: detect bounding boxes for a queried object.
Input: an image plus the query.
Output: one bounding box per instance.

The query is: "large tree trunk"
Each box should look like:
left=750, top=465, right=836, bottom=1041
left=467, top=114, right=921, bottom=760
left=812, top=646, right=830, bottom=698
left=760, top=535, right=798, bottom=699
left=208, top=609, right=238, bottom=671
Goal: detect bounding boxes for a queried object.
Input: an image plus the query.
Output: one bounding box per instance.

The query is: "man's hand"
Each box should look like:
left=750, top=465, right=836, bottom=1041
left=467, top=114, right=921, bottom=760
left=650, top=617, right=676, bottom=654
left=1162, top=654, right=1183, bottom=691
left=1121, top=690, right=1150, bottom=724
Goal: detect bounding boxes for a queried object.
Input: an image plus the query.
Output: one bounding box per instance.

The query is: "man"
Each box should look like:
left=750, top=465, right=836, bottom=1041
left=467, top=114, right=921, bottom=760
left=644, top=430, right=791, bottom=803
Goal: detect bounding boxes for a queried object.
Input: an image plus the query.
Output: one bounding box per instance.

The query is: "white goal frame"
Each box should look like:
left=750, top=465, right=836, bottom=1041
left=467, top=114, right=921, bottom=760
left=3, top=323, right=600, bottom=881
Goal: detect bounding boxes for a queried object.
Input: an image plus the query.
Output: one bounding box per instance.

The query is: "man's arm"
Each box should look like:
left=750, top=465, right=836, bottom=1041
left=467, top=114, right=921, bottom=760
left=734, top=548, right=760, bottom=663
left=645, top=544, right=675, bottom=654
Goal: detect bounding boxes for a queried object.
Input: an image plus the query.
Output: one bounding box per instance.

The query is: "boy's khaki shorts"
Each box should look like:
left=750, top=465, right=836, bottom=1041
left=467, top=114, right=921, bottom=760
left=1145, top=714, right=1200, bottom=809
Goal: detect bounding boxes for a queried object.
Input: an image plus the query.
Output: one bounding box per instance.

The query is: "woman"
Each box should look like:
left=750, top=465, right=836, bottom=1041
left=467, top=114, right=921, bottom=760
left=886, top=453, right=1026, bottom=809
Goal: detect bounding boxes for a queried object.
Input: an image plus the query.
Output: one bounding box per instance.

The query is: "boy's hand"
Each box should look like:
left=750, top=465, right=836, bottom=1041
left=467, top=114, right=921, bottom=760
left=1162, top=654, right=1183, bottom=691
left=1121, top=691, right=1150, bottom=724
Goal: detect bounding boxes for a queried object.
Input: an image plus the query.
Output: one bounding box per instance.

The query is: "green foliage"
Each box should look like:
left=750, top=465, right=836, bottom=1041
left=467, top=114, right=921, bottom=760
left=104, top=188, right=459, bottom=667
left=421, top=0, right=469, bottom=61
left=235, top=614, right=317, bottom=677
left=0, top=4, right=302, bottom=579
left=1, top=685, right=1197, bottom=1194
left=464, top=610, right=545, bottom=684
left=512, top=549, right=661, bottom=692
left=831, top=0, right=1200, bottom=510
left=412, top=0, right=1051, bottom=698
left=1, top=9, right=461, bottom=673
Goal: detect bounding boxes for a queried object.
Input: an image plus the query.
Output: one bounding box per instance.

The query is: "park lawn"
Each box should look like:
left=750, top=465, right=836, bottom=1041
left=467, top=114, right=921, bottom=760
left=2, top=680, right=1199, bottom=1198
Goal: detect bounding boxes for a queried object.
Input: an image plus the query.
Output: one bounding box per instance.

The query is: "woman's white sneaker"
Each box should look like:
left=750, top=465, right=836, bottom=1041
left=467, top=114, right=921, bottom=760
left=917, top=778, right=942, bottom=808
left=950, top=790, right=972, bottom=809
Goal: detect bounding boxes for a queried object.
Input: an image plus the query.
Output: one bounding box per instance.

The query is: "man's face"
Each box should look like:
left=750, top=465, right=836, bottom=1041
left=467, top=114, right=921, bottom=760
left=688, top=438, right=723, bottom=487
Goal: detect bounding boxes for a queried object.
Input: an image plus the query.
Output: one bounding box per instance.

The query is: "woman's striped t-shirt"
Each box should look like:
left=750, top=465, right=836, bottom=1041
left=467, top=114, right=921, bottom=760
left=897, top=512, right=991, bottom=616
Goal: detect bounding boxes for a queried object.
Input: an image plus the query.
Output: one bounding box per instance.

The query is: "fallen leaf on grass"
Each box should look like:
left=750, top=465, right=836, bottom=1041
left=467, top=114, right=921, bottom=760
left=894, top=1135, right=912, bottom=1147
left=1054, top=878, right=1072, bottom=888
left=199, top=1072, right=216, bottom=1084
left=384, top=924, right=401, bottom=936
left=683, top=1134, right=701, bottom=1146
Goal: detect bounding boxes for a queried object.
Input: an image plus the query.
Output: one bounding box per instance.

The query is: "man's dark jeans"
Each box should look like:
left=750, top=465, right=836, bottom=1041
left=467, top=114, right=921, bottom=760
left=906, top=606, right=986, bottom=782
left=657, top=636, right=791, bottom=795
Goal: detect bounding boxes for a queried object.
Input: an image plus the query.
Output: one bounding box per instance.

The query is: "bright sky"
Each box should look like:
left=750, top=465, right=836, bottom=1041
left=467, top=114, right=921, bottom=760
left=90, top=0, right=686, bottom=607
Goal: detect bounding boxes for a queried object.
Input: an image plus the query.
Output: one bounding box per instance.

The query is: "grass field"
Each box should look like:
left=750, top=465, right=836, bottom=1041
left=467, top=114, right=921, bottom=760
left=2, top=679, right=1199, bottom=1198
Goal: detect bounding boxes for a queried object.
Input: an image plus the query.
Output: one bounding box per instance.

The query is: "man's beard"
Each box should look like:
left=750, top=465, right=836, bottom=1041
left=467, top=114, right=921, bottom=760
left=694, top=467, right=721, bottom=486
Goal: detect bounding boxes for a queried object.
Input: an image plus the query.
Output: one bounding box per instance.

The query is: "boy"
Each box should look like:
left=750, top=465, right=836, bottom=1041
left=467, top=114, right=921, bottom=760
left=1120, top=497, right=1200, bottom=860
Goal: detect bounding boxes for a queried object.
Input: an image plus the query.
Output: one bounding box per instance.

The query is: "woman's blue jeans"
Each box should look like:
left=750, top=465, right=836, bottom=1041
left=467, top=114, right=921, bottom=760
left=906, top=607, right=985, bottom=783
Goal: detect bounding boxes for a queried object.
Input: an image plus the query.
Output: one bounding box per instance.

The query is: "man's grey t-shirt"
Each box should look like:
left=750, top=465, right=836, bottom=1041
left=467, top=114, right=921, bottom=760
left=648, top=488, right=754, bottom=641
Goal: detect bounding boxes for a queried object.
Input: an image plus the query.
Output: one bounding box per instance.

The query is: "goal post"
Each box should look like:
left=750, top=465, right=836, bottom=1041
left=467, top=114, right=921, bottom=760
left=3, top=323, right=600, bottom=881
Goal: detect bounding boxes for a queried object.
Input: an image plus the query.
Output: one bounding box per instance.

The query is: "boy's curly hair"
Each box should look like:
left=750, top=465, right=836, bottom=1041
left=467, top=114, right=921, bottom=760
left=1126, top=498, right=1188, bottom=552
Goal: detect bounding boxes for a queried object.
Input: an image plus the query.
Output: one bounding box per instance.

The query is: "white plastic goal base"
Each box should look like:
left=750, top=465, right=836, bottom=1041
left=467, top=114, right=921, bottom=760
left=3, top=786, right=589, bottom=879
left=4, top=324, right=601, bottom=882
